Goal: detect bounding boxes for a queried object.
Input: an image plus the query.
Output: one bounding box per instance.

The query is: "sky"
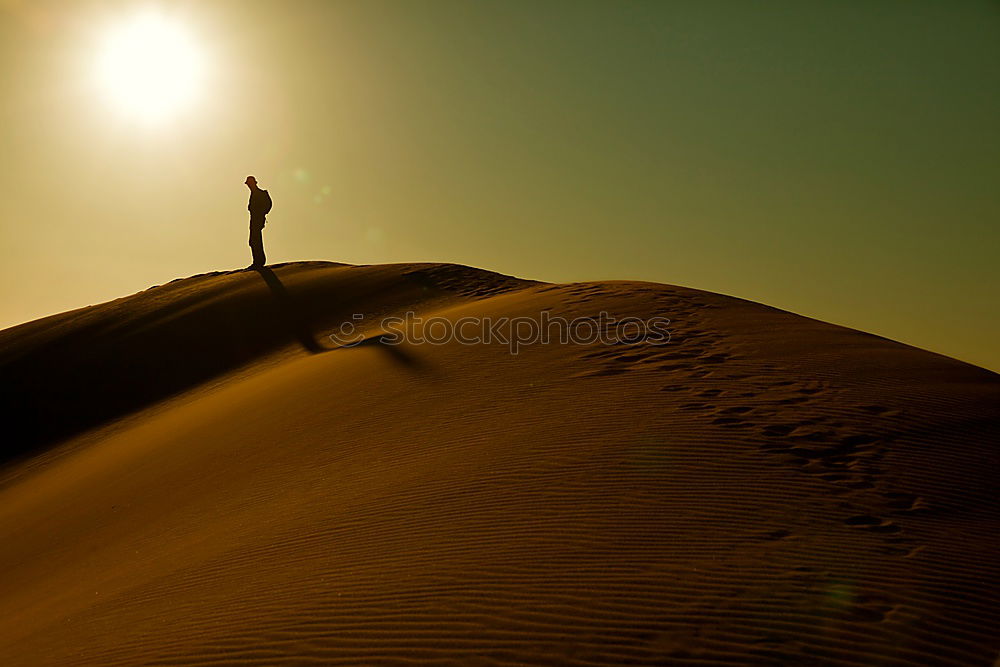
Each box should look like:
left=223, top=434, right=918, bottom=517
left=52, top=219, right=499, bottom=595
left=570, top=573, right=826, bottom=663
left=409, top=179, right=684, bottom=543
left=1, top=0, right=998, bottom=370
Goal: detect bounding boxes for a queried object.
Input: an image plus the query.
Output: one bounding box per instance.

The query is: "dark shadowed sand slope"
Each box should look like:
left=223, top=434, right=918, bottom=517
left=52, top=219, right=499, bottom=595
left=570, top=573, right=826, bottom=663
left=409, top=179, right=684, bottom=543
left=0, top=261, right=997, bottom=666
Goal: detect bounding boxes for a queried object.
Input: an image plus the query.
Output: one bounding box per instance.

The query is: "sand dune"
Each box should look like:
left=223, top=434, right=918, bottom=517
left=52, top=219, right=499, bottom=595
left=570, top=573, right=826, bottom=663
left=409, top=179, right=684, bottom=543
left=0, top=261, right=997, bottom=665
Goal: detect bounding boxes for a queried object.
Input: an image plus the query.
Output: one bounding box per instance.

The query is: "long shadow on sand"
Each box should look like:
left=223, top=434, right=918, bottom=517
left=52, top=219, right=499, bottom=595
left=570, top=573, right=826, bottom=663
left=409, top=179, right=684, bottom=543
left=336, top=332, right=424, bottom=370
left=0, top=263, right=431, bottom=466
left=254, top=266, right=325, bottom=354
left=254, top=267, right=423, bottom=371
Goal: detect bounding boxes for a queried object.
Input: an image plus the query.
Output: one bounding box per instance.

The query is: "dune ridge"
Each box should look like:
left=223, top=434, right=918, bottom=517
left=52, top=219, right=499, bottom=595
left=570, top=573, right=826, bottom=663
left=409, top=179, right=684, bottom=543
left=0, top=261, right=997, bottom=665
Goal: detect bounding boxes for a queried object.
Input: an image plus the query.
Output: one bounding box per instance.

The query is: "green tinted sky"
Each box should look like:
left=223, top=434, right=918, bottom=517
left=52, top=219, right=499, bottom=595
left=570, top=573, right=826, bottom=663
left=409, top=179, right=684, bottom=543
left=1, top=0, right=998, bottom=369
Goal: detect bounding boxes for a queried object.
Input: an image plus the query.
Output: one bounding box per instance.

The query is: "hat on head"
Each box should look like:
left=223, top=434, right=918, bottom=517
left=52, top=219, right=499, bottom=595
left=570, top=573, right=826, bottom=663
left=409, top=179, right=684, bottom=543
left=245, top=175, right=257, bottom=185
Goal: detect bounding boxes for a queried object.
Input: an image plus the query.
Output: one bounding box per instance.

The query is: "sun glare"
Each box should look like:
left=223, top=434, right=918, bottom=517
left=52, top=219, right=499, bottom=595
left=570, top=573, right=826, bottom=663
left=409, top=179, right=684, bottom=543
left=94, top=11, right=204, bottom=124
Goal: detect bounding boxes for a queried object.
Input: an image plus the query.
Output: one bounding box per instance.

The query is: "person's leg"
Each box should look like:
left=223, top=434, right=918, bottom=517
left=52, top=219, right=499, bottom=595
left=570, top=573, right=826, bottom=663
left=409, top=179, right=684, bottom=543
left=259, top=217, right=267, bottom=265
left=249, top=221, right=265, bottom=267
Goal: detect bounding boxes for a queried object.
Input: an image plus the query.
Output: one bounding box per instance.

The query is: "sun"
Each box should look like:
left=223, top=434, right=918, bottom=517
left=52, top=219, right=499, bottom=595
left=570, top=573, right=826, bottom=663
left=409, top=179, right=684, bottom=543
left=94, top=11, right=205, bottom=123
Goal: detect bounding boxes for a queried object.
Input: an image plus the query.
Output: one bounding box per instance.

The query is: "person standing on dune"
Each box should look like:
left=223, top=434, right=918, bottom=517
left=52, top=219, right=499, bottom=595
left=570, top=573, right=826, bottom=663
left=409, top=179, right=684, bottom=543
left=245, top=175, right=272, bottom=269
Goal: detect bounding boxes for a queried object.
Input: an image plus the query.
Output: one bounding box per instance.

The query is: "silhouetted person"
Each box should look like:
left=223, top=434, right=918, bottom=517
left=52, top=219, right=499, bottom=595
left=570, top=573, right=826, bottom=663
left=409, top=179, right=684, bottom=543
left=245, top=175, right=272, bottom=268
